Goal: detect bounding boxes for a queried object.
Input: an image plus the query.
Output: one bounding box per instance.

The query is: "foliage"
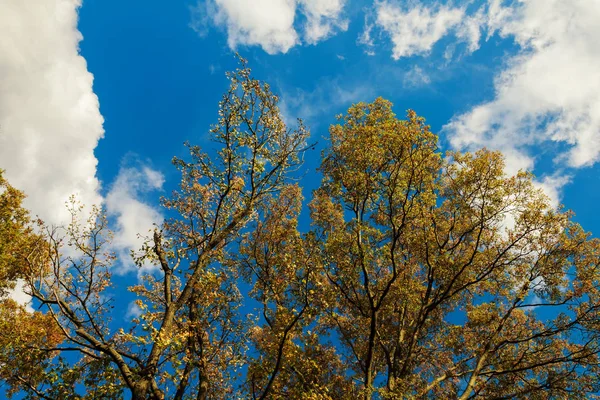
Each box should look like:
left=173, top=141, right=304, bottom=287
left=1, top=61, right=600, bottom=399
left=0, top=170, right=46, bottom=295
left=0, top=171, right=65, bottom=397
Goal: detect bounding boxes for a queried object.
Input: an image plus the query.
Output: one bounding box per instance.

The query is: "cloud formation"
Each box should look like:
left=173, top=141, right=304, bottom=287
left=362, top=0, right=599, bottom=204
left=191, top=0, right=348, bottom=54
left=105, top=163, right=164, bottom=274
left=372, top=1, right=472, bottom=59
left=357, top=19, right=376, bottom=56
left=300, top=0, right=348, bottom=45
left=403, top=65, right=431, bottom=88
left=0, top=0, right=105, bottom=307
left=447, top=0, right=600, bottom=177
left=4, top=280, right=33, bottom=312
left=0, top=0, right=104, bottom=226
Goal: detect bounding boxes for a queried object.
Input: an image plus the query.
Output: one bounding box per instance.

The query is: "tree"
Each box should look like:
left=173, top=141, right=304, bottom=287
left=0, top=170, right=44, bottom=295
left=2, top=62, right=600, bottom=399
left=310, top=100, right=600, bottom=399
left=0, top=171, right=64, bottom=397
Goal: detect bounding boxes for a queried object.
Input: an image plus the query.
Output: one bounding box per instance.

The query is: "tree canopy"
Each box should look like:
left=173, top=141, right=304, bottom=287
left=2, top=61, right=600, bottom=399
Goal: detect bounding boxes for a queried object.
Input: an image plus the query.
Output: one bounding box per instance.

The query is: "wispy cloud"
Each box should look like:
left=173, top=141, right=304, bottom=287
left=357, top=15, right=376, bottom=55
left=369, top=1, right=475, bottom=60
left=279, top=78, right=374, bottom=129
left=403, top=65, right=431, bottom=88
left=125, top=301, right=142, bottom=320
left=300, top=0, right=349, bottom=45
left=105, top=161, right=164, bottom=275
left=277, top=61, right=444, bottom=131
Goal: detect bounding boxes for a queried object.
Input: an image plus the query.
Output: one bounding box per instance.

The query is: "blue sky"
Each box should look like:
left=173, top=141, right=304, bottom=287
left=2, top=0, right=600, bottom=308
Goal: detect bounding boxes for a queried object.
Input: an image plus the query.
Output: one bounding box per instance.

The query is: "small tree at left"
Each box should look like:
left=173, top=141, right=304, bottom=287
left=0, top=170, right=67, bottom=398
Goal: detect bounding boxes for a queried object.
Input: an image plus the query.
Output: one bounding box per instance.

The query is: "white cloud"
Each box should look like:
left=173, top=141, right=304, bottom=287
left=455, top=7, right=485, bottom=53
left=210, top=0, right=299, bottom=54
left=374, top=1, right=466, bottom=59
left=300, top=0, right=348, bottom=44
left=0, top=0, right=104, bottom=307
left=191, top=0, right=347, bottom=54
left=105, top=164, right=164, bottom=274
left=446, top=0, right=600, bottom=177
left=3, top=279, right=33, bottom=312
left=403, top=65, right=431, bottom=88
left=0, top=0, right=104, bottom=226
left=189, top=0, right=215, bottom=37
left=125, top=301, right=142, bottom=320
left=534, top=173, right=571, bottom=209
left=357, top=19, right=376, bottom=55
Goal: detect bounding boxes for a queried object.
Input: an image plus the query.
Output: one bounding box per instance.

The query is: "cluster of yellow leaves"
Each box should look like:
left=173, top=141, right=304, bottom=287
left=0, top=299, right=64, bottom=395
left=0, top=170, right=48, bottom=295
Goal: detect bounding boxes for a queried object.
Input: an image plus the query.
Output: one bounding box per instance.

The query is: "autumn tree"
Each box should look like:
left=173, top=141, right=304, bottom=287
left=0, top=171, right=65, bottom=397
left=2, top=62, right=600, bottom=399
left=0, top=170, right=43, bottom=294
left=309, top=99, right=600, bottom=399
